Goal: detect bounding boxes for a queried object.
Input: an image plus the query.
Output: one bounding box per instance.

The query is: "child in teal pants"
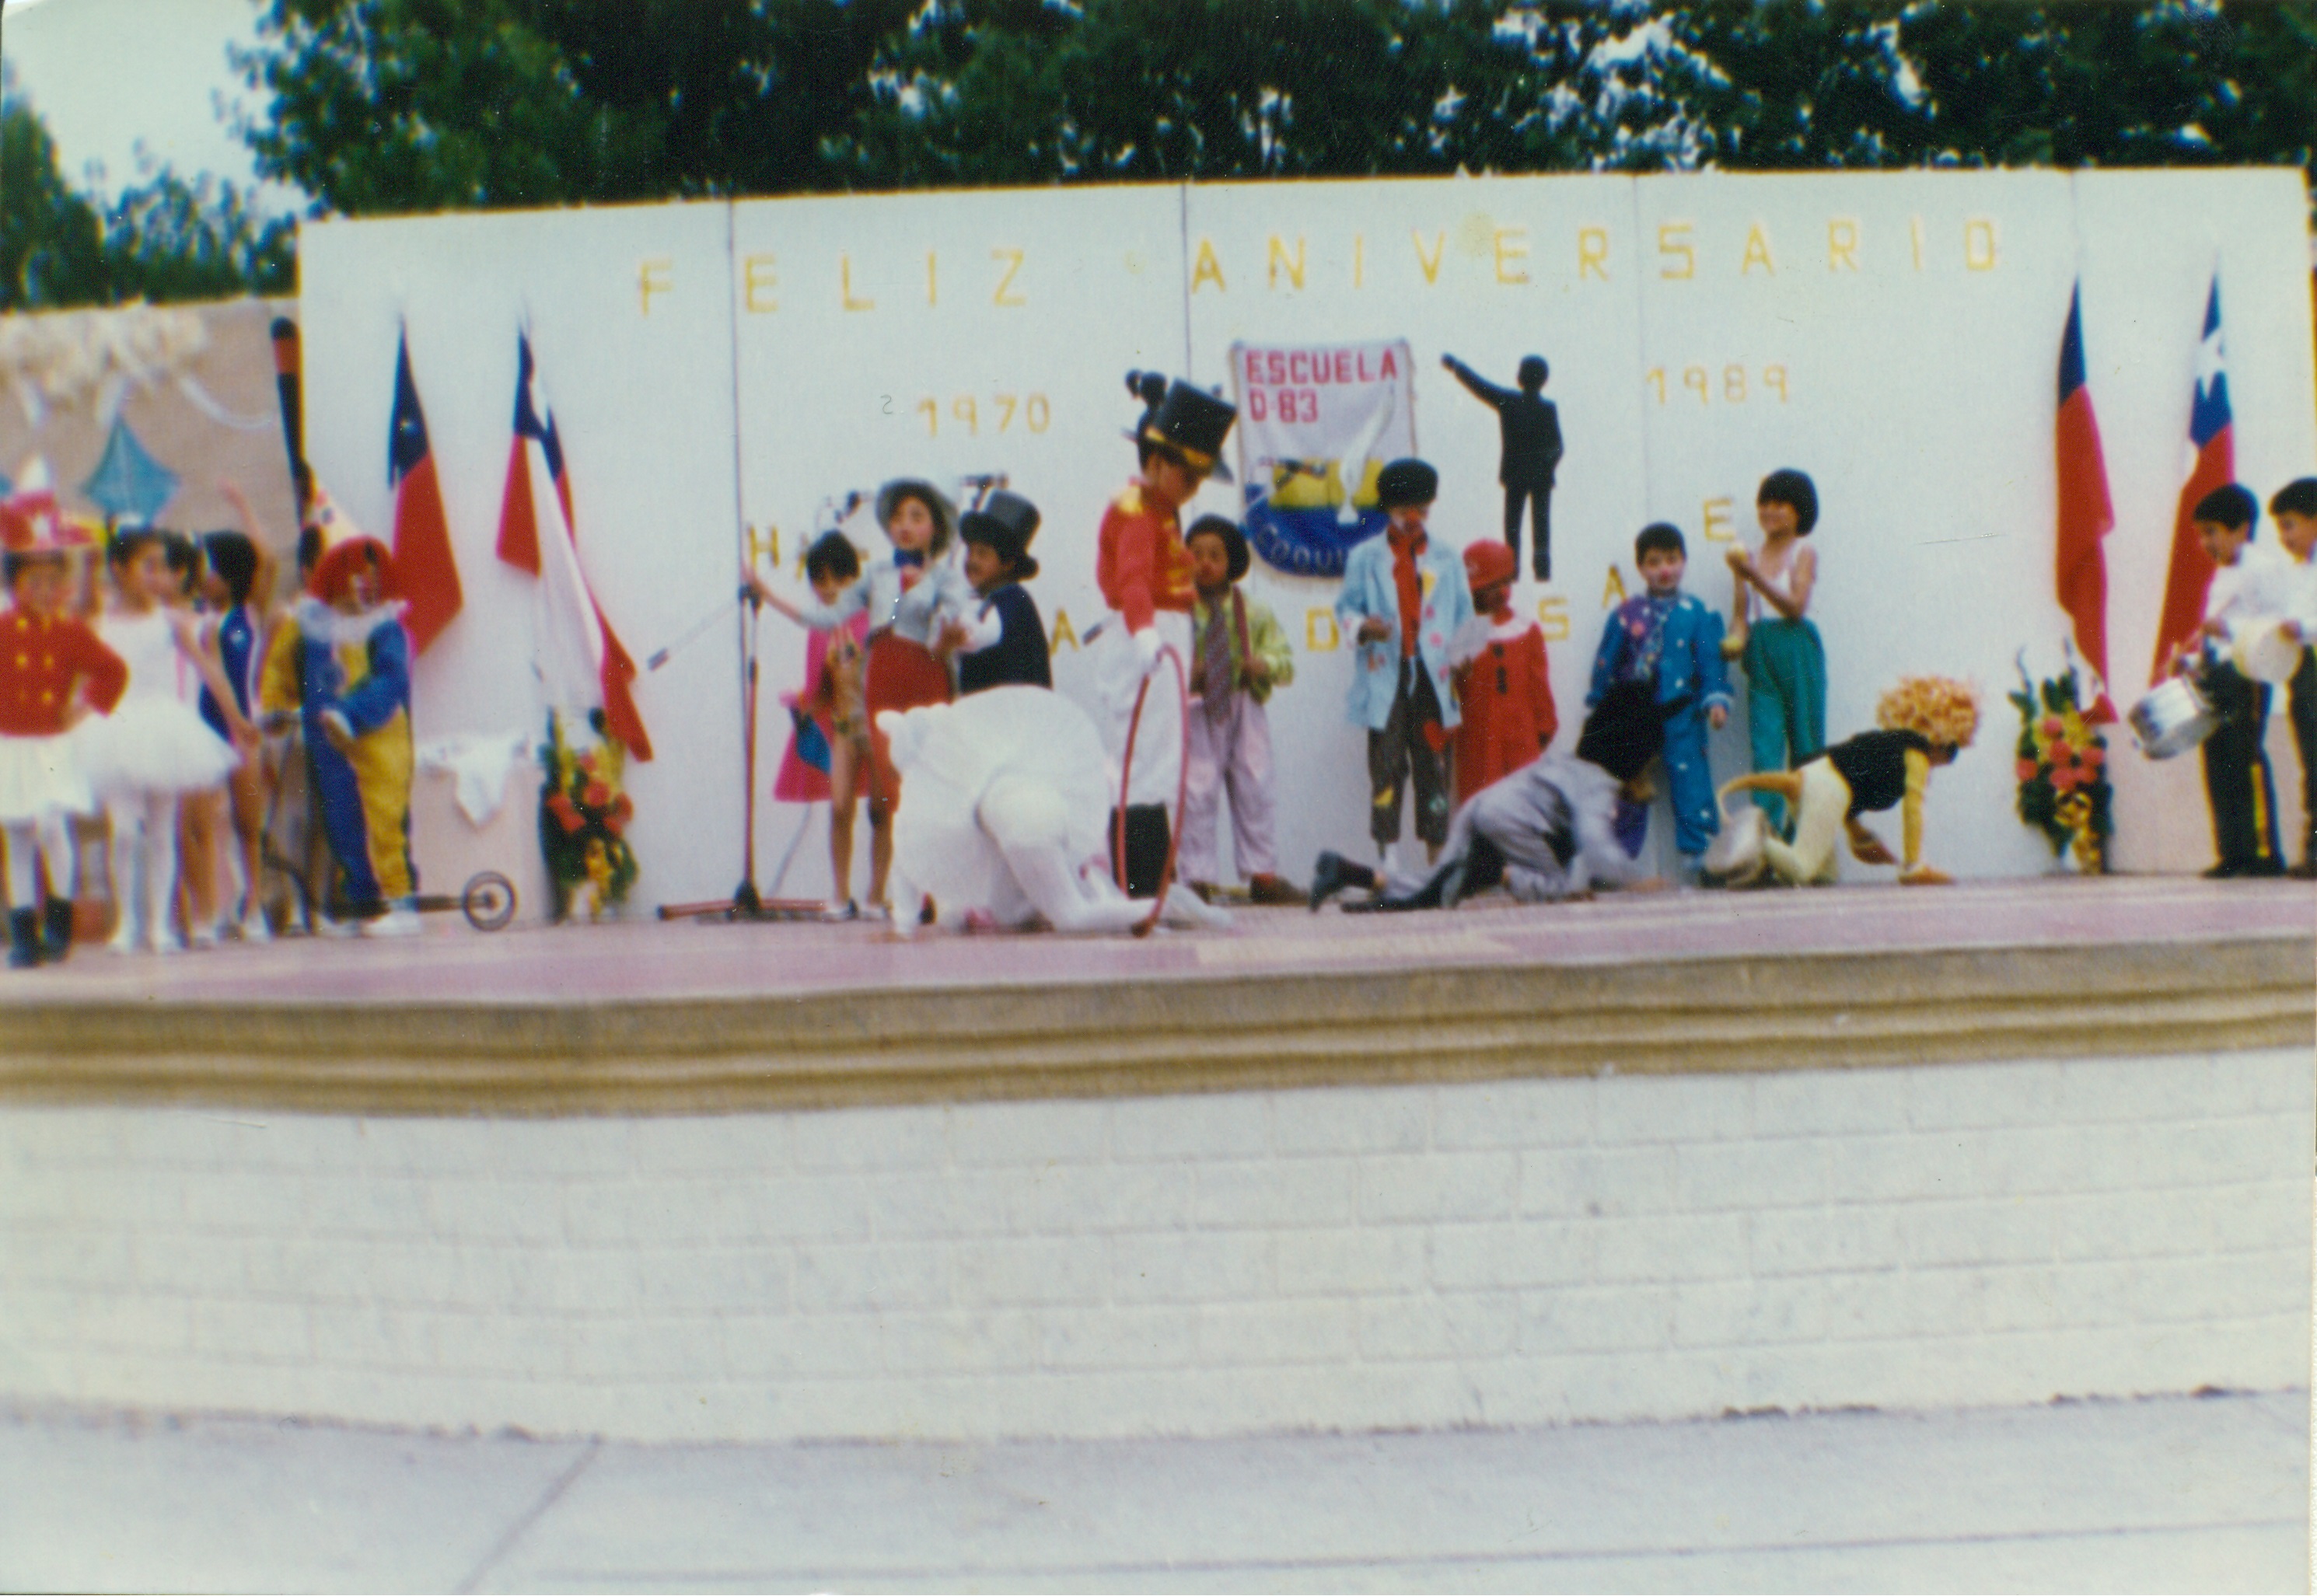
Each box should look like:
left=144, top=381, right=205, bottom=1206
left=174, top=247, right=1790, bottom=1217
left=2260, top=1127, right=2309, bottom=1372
left=1726, top=468, right=1825, bottom=833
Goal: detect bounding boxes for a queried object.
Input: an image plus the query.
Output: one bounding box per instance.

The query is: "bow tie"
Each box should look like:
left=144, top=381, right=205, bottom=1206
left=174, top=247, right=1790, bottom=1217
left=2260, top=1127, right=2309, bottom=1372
left=893, top=549, right=926, bottom=569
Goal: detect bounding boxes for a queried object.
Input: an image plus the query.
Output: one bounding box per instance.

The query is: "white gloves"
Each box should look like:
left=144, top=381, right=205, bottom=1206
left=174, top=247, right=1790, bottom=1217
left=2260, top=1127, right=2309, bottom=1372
left=1133, top=625, right=1165, bottom=676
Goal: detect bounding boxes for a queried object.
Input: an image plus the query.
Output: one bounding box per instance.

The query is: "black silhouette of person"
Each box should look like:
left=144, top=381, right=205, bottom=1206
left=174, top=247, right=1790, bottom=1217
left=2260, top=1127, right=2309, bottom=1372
left=1442, top=353, right=1563, bottom=581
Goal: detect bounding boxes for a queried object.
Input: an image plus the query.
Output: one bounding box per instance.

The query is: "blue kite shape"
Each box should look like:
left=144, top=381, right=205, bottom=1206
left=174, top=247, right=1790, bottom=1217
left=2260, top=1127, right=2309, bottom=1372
left=82, top=414, right=179, bottom=525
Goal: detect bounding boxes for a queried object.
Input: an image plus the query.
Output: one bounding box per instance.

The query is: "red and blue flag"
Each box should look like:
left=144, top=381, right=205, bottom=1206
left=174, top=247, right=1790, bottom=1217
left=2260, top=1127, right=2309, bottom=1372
left=496, top=334, right=652, bottom=760
left=2150, top=276, right=2233, bottom=683
left=387, top=333, right=461, bottom=653
left=2053, top=283, right=2116, bottom=721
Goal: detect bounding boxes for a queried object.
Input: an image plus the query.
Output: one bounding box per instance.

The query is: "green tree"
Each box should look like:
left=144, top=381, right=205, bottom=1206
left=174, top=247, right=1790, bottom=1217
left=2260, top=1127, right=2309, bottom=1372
left=232, top=1, right=2317, bottom=215
left=234, top=0, right=924, bottom=210
left=2, top=67, right=293, bottom=311
left=1, top=67, right=108, bottom=309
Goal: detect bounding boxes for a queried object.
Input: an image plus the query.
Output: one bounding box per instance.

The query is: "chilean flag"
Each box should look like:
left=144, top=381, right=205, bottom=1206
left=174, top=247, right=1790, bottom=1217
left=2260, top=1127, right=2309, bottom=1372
left=2150, top=276, right=2233, bottom=684
left=387, top=334, right=461, bottom=653
left=496, top=334, right=652, bottom=759
left=2053, top=284, right=2116, bottom=721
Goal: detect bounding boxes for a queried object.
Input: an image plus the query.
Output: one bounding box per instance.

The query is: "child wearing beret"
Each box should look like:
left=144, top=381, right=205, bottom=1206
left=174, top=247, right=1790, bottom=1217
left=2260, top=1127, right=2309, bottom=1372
left=1334, top=458, right=1475, bottom=861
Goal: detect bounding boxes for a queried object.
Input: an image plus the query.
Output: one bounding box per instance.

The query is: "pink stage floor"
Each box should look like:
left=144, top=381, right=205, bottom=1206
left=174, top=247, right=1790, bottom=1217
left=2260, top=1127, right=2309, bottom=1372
left=2, top=875, right=2308, bottom=1010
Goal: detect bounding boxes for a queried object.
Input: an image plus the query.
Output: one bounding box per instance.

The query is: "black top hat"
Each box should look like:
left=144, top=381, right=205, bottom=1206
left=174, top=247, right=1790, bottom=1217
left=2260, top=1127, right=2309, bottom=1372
left=1375, top=458, right=1438, bottom=510
left=874, top=478, right=960, bottom=557
left=1185, top=514, right=1250, bottom=584
left=1136, top=379, right=1236, bottom=484
left=959, top=489, right=1042, bottom=580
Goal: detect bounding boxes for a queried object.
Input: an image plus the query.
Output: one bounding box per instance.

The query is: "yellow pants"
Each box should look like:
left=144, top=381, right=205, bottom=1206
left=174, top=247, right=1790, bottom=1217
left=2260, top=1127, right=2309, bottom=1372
left=1760, top=759, right=1850, bottom=885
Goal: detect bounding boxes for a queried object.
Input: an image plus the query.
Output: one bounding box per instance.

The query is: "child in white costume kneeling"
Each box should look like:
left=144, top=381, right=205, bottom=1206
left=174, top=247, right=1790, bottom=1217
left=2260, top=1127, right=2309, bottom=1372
left=877, top=686, right=1227, bottom=936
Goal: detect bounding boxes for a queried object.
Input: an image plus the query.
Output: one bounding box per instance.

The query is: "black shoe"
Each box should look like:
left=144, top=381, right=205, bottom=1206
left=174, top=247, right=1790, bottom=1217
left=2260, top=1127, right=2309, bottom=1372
left=2245, top=857, right=2287, bottom=878
left=1309, top=850, right=1356, bottom=912
left=2289, top=858, right=2317, bottom=880
left=40, top=898, right=73, bottom=964
left=2203, top=861, right=2246, bottom=879
left=8, top=908, right=38, bottom=969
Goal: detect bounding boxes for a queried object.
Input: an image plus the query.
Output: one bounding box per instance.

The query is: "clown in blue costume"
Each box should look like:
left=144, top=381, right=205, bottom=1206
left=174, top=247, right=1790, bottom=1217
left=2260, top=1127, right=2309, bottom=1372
left=1587, top=522, right=1730, bottom=877
left=259, top=487, right=419, bottom=935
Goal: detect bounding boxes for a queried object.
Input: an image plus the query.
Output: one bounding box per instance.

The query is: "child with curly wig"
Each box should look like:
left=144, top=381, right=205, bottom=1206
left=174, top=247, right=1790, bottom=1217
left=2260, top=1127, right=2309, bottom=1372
left=1718, top=675, right=1978, bottom=887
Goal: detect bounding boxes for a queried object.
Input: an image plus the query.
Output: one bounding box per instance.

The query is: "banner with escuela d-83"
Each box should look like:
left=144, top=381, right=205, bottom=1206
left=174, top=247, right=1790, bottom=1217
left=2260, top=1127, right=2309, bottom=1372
left=1229, top=339, right=1414, bottom=578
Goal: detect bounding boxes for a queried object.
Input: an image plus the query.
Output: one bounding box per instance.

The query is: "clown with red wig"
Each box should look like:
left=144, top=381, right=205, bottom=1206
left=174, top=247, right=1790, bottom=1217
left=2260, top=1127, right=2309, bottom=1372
left=258, top=485, right=420, bottom=936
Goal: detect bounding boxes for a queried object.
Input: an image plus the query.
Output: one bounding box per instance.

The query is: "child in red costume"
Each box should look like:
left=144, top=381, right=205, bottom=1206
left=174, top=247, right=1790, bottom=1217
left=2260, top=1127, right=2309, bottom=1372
left=0, top=505, right=127, bottom=968
left=1452, top=540, right=1556, bottom=803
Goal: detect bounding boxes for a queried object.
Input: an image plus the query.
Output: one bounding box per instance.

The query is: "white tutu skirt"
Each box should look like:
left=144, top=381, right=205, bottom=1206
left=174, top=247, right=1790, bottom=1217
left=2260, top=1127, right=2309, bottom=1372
left=0, top=732, right=96, bottom=822
left=75, top=698, right=238, bottom=798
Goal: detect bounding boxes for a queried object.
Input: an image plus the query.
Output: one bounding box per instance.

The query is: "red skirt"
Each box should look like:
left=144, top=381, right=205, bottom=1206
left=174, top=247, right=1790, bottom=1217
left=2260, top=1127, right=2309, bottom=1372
left=864, top=633, right=952, bottom=818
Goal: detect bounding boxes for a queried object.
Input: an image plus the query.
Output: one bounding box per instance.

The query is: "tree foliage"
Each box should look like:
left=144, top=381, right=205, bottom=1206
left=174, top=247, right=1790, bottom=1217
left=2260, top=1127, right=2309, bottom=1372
left=231, top=0, right=2317, bottom=215
left=2, top=68, right=295, bottom=312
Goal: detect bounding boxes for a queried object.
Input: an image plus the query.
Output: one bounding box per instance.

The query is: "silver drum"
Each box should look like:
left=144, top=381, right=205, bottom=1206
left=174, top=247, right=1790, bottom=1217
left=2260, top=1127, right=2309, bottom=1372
left=2127, top=676, right=2219, bottom=760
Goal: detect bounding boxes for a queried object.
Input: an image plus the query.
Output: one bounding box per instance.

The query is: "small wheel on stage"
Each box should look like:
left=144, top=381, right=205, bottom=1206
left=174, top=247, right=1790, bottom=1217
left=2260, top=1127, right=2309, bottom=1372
left=461, top=871, right=517, bottom=932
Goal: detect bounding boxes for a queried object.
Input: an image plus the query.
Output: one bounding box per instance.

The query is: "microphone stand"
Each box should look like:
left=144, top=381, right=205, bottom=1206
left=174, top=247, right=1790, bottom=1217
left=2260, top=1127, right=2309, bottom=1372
left=655, top=581, right=824, bottom=923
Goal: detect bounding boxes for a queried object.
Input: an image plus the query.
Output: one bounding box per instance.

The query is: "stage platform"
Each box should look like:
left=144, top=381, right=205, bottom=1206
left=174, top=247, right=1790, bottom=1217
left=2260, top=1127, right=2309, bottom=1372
left=2, top=876, right=2308, bottom=1116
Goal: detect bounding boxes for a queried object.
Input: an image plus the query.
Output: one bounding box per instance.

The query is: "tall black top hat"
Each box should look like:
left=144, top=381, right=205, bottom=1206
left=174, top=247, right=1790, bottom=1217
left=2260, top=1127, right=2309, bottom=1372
left=1136, top=379, right=1236, bottom=484
left=959, top=489, right=1042, bottom=580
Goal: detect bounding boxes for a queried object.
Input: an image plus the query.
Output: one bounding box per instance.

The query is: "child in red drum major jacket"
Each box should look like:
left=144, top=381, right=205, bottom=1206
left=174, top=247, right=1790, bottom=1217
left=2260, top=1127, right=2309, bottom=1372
left=1452, top=540, right=1556, bottom=804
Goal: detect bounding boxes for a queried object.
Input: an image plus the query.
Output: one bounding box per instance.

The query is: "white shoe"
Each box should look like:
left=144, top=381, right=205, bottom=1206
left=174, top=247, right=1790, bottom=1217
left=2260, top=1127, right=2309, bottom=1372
left=818, top=899, right=858, bottom=923
left=360, top=906, right=423, bottom=938
left=107, top=928, right=138, bottom=956
left=188, top=923, right=220, bottom=951
left=314, top=914, right=363, bottom=939
left=236, top=910, right=271, bottom=945
left=147, top=931, right=183, bottom=956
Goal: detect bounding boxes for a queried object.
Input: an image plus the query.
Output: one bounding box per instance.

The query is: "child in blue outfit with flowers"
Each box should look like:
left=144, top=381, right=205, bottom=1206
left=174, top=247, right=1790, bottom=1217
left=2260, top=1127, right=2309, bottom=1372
left=1588, top=522, right=1730, bottom=883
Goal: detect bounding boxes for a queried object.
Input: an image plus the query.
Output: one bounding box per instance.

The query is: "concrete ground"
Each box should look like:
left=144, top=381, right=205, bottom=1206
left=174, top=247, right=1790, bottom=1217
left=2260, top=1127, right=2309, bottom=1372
left=2, top=1389, right=2305, bottom=1594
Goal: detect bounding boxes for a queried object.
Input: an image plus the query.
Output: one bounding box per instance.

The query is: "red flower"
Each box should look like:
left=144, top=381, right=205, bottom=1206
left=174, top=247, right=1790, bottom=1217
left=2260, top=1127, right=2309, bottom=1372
left=604, top=794, right=634, bottom=836
left=2040, top=716, right=2065, bottom=739
left=2050, top=766, right=2079, bottom=792
left=582, top=781, right=612, bottom=810
left=547, top=791, right=585, bottom=833
left=2015, top=758, right=2039, bottom=783
left=2081, top=744, right=2106, bottom=768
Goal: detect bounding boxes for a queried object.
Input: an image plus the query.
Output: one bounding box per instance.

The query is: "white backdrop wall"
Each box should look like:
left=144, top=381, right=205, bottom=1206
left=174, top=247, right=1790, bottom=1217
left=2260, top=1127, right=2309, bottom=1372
left=299, top=171, right=2315, bottom=911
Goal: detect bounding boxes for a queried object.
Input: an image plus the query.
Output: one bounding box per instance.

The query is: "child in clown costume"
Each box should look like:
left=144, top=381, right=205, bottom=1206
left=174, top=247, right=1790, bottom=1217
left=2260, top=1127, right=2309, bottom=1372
left=259, top=489, right=420, bottom=936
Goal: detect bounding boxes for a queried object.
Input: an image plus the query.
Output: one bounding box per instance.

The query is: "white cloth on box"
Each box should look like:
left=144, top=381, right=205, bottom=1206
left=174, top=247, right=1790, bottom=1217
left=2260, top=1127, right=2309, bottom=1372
left=879, top=685, right=1226, bottom=935
left=416, top=732, right=530, bottom=826
left=0, top=731, right=93, bottom=822
left=73, top=610, right=236, bottom=798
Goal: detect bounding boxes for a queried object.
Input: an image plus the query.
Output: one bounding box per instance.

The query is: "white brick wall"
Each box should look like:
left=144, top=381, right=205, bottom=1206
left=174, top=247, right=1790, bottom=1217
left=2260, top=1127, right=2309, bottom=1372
left=0, top=1047, right=2306, bottom=1443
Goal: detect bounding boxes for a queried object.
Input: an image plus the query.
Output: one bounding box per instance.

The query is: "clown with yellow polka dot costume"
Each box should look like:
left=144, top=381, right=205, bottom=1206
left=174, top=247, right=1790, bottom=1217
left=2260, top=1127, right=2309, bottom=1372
left=259, top=485, right=420, bottom=936
left=0, top=469, right=127, bottom=968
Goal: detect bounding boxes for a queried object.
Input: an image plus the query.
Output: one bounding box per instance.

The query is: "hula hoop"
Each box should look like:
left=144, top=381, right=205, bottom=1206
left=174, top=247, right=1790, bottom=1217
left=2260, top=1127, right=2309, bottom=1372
left=1111, top=641, right=1190, bottom=938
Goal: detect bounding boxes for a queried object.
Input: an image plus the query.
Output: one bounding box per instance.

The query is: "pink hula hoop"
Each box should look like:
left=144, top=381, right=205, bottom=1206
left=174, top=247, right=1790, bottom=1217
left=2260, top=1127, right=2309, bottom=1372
left=1111, top=641, right=1190, bottom=938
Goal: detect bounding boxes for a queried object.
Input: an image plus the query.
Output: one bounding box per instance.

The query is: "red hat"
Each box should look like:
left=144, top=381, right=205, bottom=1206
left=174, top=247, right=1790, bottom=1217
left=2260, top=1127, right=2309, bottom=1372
left=306, top=480, right=399, bottom=601
left=1463, top=540, right=1516, bottom=592
left=0, top=458, right=84, bottom=556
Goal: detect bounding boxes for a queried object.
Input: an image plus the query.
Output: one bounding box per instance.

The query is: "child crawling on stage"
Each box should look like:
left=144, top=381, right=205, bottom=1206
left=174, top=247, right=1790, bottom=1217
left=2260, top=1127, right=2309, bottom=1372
left=1307, top=679, right=1679, bottom=912
left=1715, top=675, right=1979, bottom=888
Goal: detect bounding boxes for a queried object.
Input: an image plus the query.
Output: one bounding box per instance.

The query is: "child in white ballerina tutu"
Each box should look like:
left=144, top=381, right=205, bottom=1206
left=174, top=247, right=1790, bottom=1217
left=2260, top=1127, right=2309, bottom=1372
left=77, top=526, right=254, bottom=953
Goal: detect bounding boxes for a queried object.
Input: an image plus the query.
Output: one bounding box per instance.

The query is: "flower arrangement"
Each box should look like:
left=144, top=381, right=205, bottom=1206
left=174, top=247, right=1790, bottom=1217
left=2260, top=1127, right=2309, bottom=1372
left=539, top=709, right=638, bottom=920
left=2009, top=651, right=2111, bottom=871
